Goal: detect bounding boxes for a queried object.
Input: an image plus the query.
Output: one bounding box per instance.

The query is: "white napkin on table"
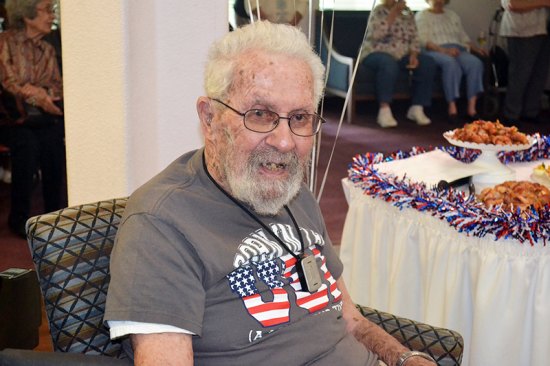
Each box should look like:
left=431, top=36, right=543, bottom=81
left=373, top=149, right=494, bottom=187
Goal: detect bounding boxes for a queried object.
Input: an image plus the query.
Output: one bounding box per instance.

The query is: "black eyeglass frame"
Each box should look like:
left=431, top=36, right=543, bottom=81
left=210, top=98, right=325, bottom=137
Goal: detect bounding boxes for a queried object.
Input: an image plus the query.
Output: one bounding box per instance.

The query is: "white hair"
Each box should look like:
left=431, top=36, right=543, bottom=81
left=204, top=21, right=325, bottom=106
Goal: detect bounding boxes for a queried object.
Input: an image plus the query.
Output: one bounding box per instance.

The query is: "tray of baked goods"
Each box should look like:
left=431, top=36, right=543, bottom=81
left=443, top=120, right=538, bottom=191
left=478, top=180, right=550, bottom=212
left=443, top=120, right=536, bottom=151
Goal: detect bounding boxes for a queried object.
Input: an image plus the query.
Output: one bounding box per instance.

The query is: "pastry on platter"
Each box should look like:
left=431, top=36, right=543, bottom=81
left=478, top=180, right=550, bottom=211
left=451, top=120, right=529, bottom=145
left=531, top=162, right=550, bottom=189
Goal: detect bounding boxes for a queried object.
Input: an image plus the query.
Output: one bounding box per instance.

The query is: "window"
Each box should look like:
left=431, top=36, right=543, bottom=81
left=319, top=0, right=429, bottom=11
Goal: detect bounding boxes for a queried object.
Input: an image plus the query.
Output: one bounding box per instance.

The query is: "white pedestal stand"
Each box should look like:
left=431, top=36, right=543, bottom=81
left=471, top=150, right=516, bottom=192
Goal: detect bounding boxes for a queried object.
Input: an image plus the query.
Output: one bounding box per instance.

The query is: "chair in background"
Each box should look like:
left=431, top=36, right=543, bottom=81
left=0, top=197, right=463, bottom=365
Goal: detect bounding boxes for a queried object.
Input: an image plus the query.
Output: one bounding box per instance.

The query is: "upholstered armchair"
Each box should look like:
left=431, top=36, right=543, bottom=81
left=0, top=198, right=463, bottom=365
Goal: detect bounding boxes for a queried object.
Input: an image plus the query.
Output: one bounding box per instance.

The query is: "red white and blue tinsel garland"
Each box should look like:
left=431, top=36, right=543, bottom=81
left=347, top=134, right=550, bottom=245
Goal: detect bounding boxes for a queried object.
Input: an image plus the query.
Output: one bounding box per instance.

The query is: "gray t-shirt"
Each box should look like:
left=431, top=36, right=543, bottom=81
left=105, top=149, right=378, bottom=365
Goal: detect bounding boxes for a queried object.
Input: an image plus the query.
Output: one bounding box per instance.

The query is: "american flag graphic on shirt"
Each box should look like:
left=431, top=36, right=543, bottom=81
left=227, top=243, right=341, bottom=328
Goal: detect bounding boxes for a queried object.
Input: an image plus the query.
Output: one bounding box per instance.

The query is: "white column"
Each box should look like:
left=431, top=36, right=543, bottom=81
left=60, top=1, right=227, bottom=205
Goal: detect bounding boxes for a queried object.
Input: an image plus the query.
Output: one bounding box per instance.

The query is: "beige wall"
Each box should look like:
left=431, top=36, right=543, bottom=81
left=60, top=1, right=226, bottom=205
left=448, top=0, right=502, bottom=47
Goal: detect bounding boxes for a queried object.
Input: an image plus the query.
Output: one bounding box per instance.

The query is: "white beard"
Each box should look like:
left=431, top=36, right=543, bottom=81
left=221, top=134, right=307, bottom=216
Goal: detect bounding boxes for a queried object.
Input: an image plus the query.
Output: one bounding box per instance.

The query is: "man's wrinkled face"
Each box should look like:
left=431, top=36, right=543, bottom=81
left=209, top=51, right=316, bottom=215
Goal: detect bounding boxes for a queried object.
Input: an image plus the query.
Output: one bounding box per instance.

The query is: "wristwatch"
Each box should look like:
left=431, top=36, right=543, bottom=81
left=396, top=351, right=436, bottom=365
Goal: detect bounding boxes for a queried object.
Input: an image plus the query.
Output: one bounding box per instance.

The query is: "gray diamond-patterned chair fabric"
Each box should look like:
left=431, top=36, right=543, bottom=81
left=26, top=197, right=128, bottom=358
left=25, top=197, right=463, bottom=365
left=357, top=305, right=463, bottom=366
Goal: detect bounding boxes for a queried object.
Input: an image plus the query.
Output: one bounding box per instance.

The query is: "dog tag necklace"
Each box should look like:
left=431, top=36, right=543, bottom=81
left=202, top=153, right=323, bottom=293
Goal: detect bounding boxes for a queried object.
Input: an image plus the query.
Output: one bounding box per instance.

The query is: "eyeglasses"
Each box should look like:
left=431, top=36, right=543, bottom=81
left=211, top=99, right=325, bottom=137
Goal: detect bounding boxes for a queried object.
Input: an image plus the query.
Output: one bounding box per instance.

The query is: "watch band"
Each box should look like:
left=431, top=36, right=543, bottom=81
left=396, top=351, right=436, bottom=366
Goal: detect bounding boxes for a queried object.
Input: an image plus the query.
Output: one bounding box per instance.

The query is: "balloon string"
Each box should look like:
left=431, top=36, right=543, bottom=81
left=316, top=0, right=377, bottom=202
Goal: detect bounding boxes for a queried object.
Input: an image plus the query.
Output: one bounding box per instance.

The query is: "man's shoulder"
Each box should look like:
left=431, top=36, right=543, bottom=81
left=125, top=149, right=204, bottom=216
left=288, top=184, right=322, bottom=217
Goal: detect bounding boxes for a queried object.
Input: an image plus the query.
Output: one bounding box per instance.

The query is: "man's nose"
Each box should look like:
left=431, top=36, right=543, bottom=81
left=265, top=117, right=296, bottom=152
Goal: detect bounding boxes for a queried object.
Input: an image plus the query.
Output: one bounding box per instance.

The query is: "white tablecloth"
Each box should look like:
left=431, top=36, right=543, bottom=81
left=340, top=157, right=550, bottom=366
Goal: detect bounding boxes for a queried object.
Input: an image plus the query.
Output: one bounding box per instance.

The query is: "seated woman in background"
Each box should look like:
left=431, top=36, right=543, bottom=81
left=360, top=0, right=436, bottom=128
left=0, top=0, right=64, bottom=237
left=415, top=0, right=487, bottom=123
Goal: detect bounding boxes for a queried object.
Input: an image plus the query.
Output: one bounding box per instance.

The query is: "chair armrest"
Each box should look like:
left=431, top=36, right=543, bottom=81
left=0, top=349, right=131, bottom=366
left=356, top=305, right=464, bottom=366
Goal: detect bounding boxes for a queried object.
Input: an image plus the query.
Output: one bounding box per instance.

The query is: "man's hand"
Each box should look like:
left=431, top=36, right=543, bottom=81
left=338, top=278, right=436, bottom=366
left=131, top=332, right=194, bottom=366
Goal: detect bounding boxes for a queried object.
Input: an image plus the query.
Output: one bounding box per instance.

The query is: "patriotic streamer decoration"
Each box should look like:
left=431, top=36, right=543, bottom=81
left=347, top=134, right=550, bottom=245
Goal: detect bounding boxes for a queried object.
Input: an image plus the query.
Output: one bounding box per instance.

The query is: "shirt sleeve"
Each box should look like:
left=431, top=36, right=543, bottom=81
left=450, top=10, right=471, bottom=46
left=104, top=213, right=207, bottom=336
left=408, top=17, right=421, bottom=54
left=107, top=320, right=194, bottom=340
left=0, top=35, right=22, bottom=96
left=414, top=11, right=430, bottom=47
left=41, top=45, right=63, bottom=98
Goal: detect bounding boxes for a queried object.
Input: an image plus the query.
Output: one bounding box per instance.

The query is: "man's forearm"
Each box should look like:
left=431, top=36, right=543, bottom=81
left=338, top=278, right=434, bottom=366
left=132, top=333, right=194, bottom=366
left=338, top=278, right=408, bottom=365
left=350, top=315, right=409, bottom=365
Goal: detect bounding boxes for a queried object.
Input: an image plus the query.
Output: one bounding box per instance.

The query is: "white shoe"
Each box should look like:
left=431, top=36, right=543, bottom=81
left=377, top=108, right=398, bottom=128
left=407, top=105, right=431, bottom=126
left=2, top=169, right=11, bottom=184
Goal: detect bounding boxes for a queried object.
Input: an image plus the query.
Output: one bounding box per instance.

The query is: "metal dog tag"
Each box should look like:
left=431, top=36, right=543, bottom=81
left=297, top=255, right=322, bottom=293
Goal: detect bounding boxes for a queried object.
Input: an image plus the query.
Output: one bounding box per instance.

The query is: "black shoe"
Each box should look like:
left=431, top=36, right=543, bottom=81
left=466, top=113, right=482, bottom=122
left=8, top=216, right=28, bottom=239
left=8, top=221, right=27, bottom=239
left=448, top=114, right=460, bottom=125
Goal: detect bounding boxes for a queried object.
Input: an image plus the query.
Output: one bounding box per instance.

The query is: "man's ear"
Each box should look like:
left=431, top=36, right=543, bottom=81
left=197, top=97, right=214, bottom=131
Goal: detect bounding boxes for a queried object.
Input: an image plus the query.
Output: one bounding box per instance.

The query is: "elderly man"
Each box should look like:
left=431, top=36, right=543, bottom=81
left=104, top=22, right=435, bottom=366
